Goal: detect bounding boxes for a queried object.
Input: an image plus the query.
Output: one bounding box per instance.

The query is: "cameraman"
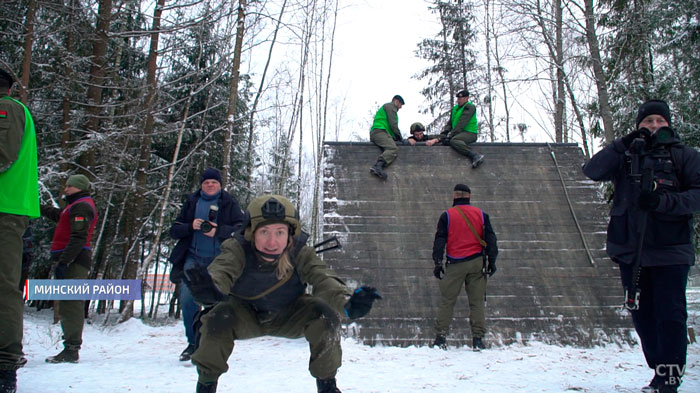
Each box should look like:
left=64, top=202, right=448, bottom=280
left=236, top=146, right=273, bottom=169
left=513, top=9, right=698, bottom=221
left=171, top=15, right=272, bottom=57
left=168, top=168, right=244, bottom=361
left=583, top=100, right=700, bottom=393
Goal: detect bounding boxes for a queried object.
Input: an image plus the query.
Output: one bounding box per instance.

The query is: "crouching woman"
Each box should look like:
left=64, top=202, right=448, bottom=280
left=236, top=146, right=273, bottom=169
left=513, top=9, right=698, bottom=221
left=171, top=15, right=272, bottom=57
left=184, top=194, right=380, bottom=393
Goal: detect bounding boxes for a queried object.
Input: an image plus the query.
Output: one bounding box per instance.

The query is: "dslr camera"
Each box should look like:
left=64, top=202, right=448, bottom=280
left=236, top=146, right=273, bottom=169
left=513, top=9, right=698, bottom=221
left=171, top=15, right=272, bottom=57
left=199, top=205, right=219, bottom=233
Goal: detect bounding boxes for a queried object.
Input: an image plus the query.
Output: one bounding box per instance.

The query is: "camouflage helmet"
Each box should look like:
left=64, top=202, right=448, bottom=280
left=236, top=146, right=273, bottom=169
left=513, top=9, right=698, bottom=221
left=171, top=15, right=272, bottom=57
left=410, top=122, right=426, bottom=134
left=244, top=194, right=301, bottom=241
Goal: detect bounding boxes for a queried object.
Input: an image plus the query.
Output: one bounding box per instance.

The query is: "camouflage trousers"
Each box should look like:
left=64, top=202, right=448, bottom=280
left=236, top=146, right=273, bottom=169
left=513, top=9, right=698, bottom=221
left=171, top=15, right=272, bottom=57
left=193, top=294, right=342, bottom=383
left=0, top=213, right=28, bottom=370
left=435, top=255, right=487, bottom=338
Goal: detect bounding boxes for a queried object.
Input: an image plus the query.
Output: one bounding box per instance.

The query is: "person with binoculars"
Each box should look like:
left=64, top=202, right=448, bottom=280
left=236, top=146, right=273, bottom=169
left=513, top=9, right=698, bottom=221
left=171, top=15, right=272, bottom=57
left=168, top=168, right=245, bottom=362
left=583, top=100, right=700, bottom=393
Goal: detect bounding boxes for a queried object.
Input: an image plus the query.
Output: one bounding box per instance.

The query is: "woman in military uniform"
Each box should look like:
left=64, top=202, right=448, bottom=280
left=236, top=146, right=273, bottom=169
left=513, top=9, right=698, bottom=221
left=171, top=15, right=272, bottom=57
left=183, top=195, right=380, bottom=393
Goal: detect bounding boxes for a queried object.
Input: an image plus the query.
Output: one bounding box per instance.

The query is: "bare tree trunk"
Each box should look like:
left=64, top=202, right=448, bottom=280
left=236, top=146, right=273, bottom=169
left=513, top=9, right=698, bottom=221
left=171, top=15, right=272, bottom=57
left=60, top=0, right=77, bottom=173
left=79, top=0, right=113, bottom=171
left=117, top=0, right=166, bottom=322
left=222, top=0, right=247, bottom=187
left=311, top=0, right=338, bottom=242
left=19, top=0, right=37, bottom=105
left=554, top=0, right=565, bottom=142
left=245, top=0, right=288, bottom=200
left=583, top=0, right=614, bottom=143
left=483, top=0, right=495, bottom=141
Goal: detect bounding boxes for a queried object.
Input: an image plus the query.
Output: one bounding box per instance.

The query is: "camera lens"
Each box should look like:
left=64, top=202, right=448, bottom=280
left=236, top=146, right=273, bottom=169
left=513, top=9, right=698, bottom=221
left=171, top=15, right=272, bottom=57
left=200, top=221, right=212, bottom=232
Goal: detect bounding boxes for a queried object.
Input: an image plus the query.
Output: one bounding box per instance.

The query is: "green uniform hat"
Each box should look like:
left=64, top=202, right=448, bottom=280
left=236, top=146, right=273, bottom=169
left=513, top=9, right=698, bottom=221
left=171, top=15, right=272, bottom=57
left=66, top=174, right=90, bottom=191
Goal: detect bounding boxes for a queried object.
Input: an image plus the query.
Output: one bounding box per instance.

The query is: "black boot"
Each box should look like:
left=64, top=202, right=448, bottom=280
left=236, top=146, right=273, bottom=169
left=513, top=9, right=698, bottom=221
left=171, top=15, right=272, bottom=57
left=179, top=343, right=195, bottom=361
left=431, top=334, right=447, bottom=350
left=369, top=159, right=388, bottom=180
left=641, top=374, right=663, bottom=392
left=45, top=348, right=79, bottom=363
left=0, top=369, right=17, bottom=393
left=472, top=337, right=485, bottom=351
left=196, top=381, right=217, bottom=393
left=316, top=377, right=342, bottom=393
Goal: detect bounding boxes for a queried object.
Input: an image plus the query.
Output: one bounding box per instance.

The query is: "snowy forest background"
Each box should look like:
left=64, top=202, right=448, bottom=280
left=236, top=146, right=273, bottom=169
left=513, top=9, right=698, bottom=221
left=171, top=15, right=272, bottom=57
left=2, top=0, right=700, bottom=322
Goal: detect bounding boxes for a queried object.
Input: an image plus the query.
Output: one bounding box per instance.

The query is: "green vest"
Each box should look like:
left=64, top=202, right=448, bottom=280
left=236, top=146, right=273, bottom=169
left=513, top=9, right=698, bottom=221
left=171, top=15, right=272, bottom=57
left=451, top=102, right=478, bottom=134
left=371, top=105, right=397, bottom=138
left=0, top=97, right=39, bottom=218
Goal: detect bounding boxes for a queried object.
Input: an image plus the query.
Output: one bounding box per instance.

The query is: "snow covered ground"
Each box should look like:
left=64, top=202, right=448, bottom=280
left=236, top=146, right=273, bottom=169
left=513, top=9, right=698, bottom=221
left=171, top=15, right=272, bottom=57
left=16, top=305, right=700, bottom=393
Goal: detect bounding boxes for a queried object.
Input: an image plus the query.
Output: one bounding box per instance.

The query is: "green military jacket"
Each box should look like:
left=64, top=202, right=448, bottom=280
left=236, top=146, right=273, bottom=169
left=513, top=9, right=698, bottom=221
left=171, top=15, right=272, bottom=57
left=208, top=237, right=353, bottom=314
left=441, top=102, right=477, bottom=140
left=371, top=102, right=402, bottom=140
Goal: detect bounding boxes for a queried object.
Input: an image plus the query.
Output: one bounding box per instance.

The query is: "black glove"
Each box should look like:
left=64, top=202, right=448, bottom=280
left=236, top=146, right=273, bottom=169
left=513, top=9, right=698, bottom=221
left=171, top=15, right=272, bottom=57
left=433, top=260, right=445, bottom=280
left=169, top=264, right=184, bottom=284
left=639, top=189, right=661, bottom=211
left=183, top=264, right=226, bottom=305
left=394, top=134, right=403, bottom=142
left=344, top=286, right=381, bottom=319
left=486, top=261, right=497, bottom=277
left=54, top=263, right=68, bottom=279
left=620, top=130, right=642, bottom=149
left=442, top=137, right=451, bottom=146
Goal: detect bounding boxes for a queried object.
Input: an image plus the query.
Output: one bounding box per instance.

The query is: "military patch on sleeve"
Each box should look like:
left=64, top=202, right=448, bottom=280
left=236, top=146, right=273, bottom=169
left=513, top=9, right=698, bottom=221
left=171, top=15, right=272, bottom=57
left=72, top=216, right=87, bottom=231
left=0, top=110, right=7, bottom=118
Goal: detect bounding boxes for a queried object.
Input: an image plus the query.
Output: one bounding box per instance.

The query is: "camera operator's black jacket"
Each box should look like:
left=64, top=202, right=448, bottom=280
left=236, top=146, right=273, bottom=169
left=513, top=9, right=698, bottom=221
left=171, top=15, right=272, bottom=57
left=169, top=190, right=244, bottom=282
left=583, top=132, right=700, bottom=266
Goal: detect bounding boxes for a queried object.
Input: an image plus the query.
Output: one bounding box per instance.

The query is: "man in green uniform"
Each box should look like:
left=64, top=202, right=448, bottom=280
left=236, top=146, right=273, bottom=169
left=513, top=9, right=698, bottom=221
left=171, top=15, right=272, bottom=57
left=431, top=184, right=498, bottom=351
left=41, top=174, right=98, bottom=364
left=184, top=195, right=381, bottom=393
left=369, top=95, right=405, bottom=180
left=0, top=68, right=39, bottom=393
left=440, top=89, right=484, bottom=168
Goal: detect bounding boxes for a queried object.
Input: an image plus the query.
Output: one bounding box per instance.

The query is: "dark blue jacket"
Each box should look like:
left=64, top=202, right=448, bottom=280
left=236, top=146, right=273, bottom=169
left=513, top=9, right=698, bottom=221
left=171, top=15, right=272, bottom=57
left=583, top=133, right=700, bottom=266
left=169, top=190, right=244, bottom=275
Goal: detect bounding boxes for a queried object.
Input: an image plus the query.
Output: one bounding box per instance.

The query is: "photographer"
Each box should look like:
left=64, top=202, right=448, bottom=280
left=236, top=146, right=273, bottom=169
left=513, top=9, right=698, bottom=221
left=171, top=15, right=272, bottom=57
left=168, top=168, right=244, bottom=361
left=583, top=100, right=700, bottom=393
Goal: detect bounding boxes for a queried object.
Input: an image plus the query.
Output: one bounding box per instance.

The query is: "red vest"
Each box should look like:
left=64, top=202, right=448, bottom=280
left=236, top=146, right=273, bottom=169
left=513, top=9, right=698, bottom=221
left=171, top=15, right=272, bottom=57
left=445, top=205, right=484, bottom=259
left=50, top=196, right=98, bottom=252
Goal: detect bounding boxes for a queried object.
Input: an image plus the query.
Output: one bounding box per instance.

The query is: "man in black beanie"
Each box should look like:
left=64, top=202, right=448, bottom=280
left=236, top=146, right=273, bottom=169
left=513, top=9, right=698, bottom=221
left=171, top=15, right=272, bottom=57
left=583, top=100, right=700, bottom=393
left=430, top=184, right=498, bottom=351
left=168, top=168, right=244, bottom=361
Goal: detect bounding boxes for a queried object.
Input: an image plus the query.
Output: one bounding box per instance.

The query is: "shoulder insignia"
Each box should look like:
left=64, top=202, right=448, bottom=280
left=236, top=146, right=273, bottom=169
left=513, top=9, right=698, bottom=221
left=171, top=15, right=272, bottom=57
left=74, top=216, right=85, bottom=222
left=0, top=110, right=7, bottom=118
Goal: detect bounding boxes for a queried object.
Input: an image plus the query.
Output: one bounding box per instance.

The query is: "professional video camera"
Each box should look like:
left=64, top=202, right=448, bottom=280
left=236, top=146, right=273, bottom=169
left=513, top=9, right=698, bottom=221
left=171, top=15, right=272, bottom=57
left=199, top=205, right=219, bottom=233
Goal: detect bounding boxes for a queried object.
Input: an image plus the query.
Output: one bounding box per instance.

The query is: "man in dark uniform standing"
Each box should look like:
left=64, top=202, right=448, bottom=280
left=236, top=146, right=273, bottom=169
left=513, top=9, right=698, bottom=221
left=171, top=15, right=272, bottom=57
left=0, top=68, right=39, bottom=393
left=440, top=89, right=484, bottom=168
left=431, top=184, right=498, bottom=351
left=369, top=95, right=405, bottom=180
left=583, top=100, right=700, bottom=393
left=41, top=174, right=98, bottom=364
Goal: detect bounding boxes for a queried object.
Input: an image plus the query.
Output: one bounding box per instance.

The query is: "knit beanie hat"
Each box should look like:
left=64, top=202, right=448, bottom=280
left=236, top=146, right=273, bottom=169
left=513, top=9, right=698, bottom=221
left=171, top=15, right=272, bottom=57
left=200, top=168, right=222, bottom=184
left=636, top=100, right=672, bottom=129
left=66, top=174, right=90, bottom=191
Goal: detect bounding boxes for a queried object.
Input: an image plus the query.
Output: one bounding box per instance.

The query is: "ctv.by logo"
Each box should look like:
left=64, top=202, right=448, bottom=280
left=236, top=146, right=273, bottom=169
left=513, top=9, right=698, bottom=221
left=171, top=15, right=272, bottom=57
left=655, top=364, right=685, bottom=386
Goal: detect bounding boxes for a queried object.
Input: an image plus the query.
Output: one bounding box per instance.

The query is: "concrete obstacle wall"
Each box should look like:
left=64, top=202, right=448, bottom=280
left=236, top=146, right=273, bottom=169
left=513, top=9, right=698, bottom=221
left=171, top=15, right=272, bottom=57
left=322, top=141, right=634, bottom=347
